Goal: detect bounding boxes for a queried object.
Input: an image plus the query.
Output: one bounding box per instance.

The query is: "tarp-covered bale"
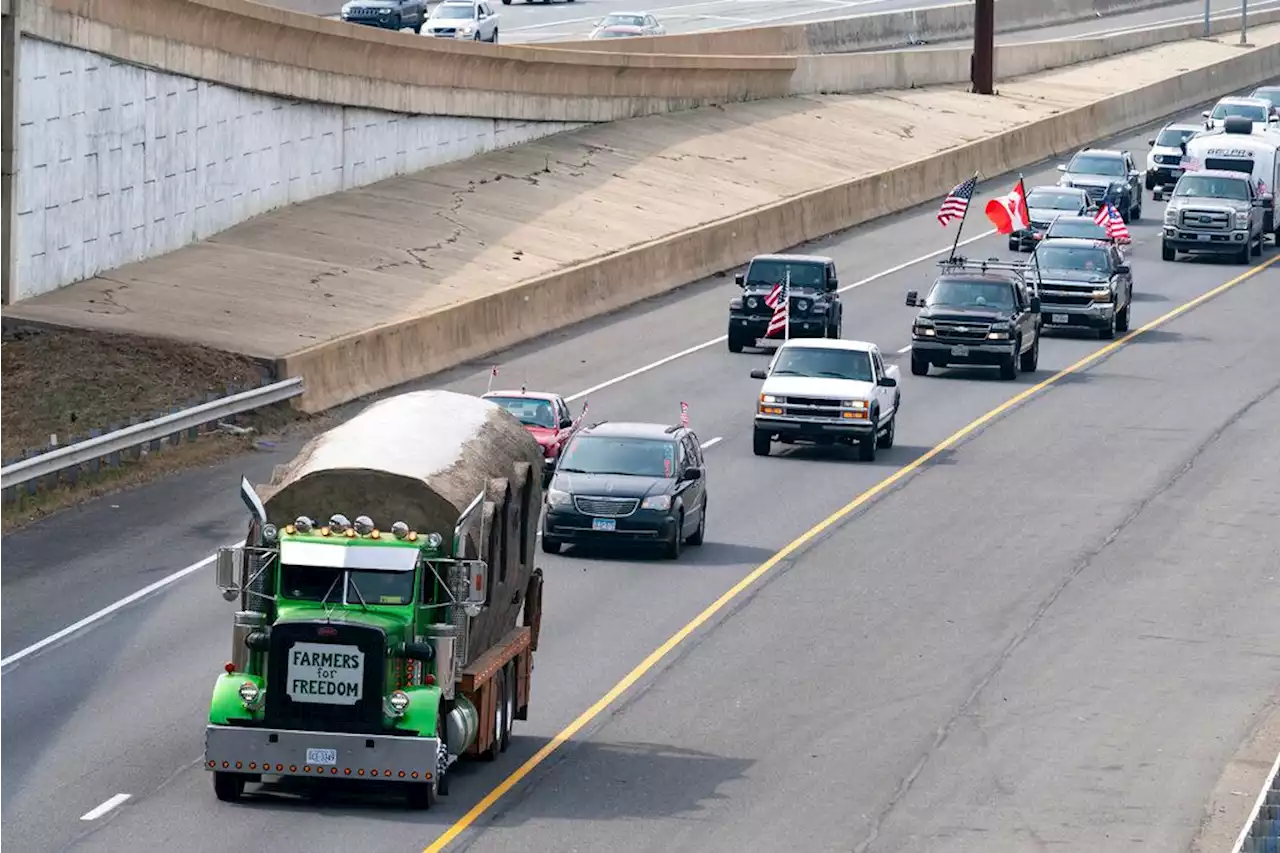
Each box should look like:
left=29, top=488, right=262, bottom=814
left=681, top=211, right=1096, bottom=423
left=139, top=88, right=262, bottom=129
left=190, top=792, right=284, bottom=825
left=258, top=389, right=544, bottom=665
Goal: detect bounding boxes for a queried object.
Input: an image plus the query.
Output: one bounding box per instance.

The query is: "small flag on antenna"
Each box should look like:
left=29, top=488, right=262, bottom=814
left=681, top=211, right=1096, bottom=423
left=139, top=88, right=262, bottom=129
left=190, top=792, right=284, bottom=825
left=486, top=365, right=499, bottom=393
left=680, top=402, right=690, bottom=427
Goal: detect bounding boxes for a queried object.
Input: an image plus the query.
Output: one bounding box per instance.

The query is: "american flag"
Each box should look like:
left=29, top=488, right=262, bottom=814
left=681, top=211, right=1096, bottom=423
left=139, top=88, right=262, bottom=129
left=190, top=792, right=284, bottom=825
left=679, top=402, right=689, bottom=427
left=937, top=175, right=978, bottom=226
left=765, top=278, right=789, bottom=338
left=1093, top=202, right=1131, bottom=242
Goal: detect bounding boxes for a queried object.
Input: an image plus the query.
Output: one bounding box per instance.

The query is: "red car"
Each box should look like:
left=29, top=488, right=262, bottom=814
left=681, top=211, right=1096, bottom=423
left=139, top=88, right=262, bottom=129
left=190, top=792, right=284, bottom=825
left=482, top=390, right=582, bottom=483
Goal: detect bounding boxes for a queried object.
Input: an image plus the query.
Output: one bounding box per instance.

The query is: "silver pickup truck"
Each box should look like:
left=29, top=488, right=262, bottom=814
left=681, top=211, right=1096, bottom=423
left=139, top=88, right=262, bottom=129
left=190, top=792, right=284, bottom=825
left=1162, top=169, right=1266, bottom=264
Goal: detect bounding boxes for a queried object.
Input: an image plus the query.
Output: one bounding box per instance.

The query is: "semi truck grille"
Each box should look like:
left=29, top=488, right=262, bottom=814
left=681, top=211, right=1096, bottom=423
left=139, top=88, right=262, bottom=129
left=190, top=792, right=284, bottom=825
left=1180, top=209, right=1231, bottom=231
left=574, top=496, right=639, bottom=517
left=264, top=621, right=387, bottom=734
left=932, top=321, right=991, bottom=342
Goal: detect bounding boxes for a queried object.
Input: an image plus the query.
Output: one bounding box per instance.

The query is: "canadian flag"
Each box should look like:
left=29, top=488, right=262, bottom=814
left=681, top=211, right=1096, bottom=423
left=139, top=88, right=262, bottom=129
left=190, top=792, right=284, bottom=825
left=984, top=181, right=1030, bottom=234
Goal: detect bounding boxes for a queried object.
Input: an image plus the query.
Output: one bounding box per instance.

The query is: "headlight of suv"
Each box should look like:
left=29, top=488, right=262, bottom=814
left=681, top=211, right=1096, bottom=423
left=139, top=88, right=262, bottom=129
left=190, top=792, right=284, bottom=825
left=913, top=321, right=935, bottom=337
left=546, top=488, right=572, bottom=508
left=760, top=394, right=781, bottom=404
left=986, top=327, right=1010, bottom=340
left=640, top=495, right=672, bottom=511
left=1234, top=211, right=1250, bottom=229
left=841, top=400, right=867, bottom=410
left=746, top=296, right=759, bottom=309
left=1164, top=205, right=1179, bottom=224
left=459, top=24, right=475, bottom=34
left=796, top=299, right=810, bottom=313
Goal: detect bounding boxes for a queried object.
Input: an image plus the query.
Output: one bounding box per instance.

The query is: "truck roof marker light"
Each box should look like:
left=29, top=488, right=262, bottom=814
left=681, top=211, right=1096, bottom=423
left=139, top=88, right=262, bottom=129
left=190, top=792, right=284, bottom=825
left=294, top=516, right=314, bottom=534
left=344, top=528, right=357, bottom=538
left=424, top=674, right=435, bottom=685
left=354, top=515, right=375, bottom=535
left=224, top=662, right=235, bottom=673
left=329, top=513, right=352, bottom=533
left=369, top=529, right=381, bottom=539
left=284, top=525, right=296, bottom=535
left=411, top=771, right=419, bottom=779
left=392, top=521, right=410, bottom=539
left=344, top=768, right=351, bottom=776
left=407, top=531, right=418, bottom=542
left=319, top=527, right=331, bottom=537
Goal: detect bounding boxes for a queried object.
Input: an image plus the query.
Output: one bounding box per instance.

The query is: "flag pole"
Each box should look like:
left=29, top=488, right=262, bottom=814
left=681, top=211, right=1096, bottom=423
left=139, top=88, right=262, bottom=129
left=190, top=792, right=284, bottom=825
left=487, top=366, right=497, bottom=393
left=1019, top=174, right=1044, bottom=296
left=783, top=268, right=791, bottom=341
left=948, top=172, right=979, bottom=261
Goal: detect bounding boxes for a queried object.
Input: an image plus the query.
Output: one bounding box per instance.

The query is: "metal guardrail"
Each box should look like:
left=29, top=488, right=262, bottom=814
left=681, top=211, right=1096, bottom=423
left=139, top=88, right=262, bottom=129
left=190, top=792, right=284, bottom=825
left=0, top=378, right=304, bottom=492
left=1234, top=748, right=1280, bottom=853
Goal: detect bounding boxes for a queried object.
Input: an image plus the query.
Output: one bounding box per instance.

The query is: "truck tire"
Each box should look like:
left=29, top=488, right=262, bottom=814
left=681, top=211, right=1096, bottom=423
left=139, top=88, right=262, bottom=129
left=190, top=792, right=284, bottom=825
left=1162, top=241, right=1175, bottom=262
left=999, top=344, right=1019, bottom=380
left=1099, top=312, right=1116, bottom=340
left=1237, top=242, right=1251, bottom=265
left=910, top=352, right=929, bottom=376
left=752, top=430, right=771, bottom=456
left=686, top=499, right=706, bottom=545
left=541, top=537, right=562, bottom=555
left=436, top=713, right=451, bottom=796
left=876, top=412, right=896, bottom=449
left=1252, top=233, right=1263, bottom=257
left=480, top=668, right=506, bottom=761
left=1019, top=333, right=1039, bottom=372
left=406, top=778, right=437, bottom=810
left=1116, top=302, right=1130, bottom=333
left=500, top=662, right=515, bottom=753
left=727, top=332, right=744, bottom=353
left=213, top=772, right=244, bottom=802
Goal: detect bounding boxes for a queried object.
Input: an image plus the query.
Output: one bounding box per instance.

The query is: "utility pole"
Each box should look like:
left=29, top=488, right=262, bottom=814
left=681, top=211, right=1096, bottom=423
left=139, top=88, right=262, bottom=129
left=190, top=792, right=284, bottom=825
left=1241, top=0, right=1249, bottom=45
left=1, top=0, right=21, bottom=306
left=972, top=0, right=995, bottom=95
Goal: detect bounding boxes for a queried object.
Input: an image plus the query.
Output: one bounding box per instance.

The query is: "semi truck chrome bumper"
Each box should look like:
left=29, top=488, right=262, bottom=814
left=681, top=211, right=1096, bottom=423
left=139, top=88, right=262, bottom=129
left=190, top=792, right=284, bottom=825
left=205, top=724, right=442, bottom=782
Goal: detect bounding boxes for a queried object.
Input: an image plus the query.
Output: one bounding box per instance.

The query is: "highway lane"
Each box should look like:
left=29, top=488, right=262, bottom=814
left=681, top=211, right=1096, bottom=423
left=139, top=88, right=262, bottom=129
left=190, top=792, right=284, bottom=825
left=3, top=96, right=1276, bottom=851
left=438, top=248, right=1280, bottom=853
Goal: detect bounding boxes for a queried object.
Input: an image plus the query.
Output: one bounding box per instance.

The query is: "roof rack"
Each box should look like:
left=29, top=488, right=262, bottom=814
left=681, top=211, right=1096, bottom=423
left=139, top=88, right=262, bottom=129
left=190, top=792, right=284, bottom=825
left=937, top=255, right=1043, bottom=290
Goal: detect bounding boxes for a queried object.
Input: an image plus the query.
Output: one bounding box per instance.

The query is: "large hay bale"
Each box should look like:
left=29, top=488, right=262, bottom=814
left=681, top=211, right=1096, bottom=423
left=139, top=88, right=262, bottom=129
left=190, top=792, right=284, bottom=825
left=259, top=389, right=543, bottom=665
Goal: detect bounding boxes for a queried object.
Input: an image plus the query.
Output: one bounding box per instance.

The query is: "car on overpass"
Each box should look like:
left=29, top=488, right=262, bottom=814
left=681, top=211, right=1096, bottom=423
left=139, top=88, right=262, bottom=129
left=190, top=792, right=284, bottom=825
left=421, top=0, right=500, bottom=41
left=339, top=0, right=429, bottom=32
left=588, top=12, right=667, bottom=39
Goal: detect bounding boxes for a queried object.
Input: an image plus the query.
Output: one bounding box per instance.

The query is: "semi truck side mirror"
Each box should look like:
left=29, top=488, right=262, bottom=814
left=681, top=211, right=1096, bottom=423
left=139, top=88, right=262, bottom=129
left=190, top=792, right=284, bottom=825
left=463, top=559, right=488, bottom=611
left=215, top=547, right=244, bottom=601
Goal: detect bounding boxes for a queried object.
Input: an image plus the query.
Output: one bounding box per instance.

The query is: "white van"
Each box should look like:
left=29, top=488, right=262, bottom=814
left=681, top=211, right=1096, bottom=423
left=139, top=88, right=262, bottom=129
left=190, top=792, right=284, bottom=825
left=1182, top=117, right=1280, bottom=240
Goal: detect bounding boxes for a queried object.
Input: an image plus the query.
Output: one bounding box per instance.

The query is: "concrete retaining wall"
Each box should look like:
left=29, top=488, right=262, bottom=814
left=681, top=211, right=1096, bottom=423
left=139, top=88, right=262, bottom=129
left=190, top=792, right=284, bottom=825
left=791, top=6, right=1280, bottom=95
left=549, top=0, right=1188, bottom=55
left=280, top=40, right=1280, bottom=413
left=9, top=37, right=585, bottom=300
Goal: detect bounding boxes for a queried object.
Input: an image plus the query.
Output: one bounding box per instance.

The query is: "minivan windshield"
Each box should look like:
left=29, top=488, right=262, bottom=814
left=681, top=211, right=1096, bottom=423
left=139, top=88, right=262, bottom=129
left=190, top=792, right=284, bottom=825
left=1173, top=175, right=1250, bottom=200
left=770, top=346, right=872, bottom=382
left=557, top=436, right=677, bottom=478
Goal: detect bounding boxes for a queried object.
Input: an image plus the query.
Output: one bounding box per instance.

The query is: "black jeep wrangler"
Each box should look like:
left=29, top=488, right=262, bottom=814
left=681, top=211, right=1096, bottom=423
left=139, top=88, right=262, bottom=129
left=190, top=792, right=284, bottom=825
left=727, top=254, right=843, bottom=353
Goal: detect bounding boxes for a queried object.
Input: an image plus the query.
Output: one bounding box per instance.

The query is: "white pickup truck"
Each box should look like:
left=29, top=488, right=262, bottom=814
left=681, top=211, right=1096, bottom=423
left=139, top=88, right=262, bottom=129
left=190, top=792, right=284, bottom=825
left=749, top=338, right=901, bottom=461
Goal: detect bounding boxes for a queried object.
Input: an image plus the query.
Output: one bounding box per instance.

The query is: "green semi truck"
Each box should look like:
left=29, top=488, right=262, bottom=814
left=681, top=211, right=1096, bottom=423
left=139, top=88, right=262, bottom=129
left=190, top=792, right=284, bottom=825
left=205, top=389, right=546, bottom=809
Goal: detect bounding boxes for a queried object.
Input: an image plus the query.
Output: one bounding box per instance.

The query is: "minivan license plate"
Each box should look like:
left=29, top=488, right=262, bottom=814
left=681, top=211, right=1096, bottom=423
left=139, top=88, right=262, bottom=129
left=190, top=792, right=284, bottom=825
left=592, top=518, right=616, bottom=532
left=1052, top=313, right=1069, bottom=325
left=307, top=748, right=338, bottom=766
left=950, top=345, right=969, bottom=356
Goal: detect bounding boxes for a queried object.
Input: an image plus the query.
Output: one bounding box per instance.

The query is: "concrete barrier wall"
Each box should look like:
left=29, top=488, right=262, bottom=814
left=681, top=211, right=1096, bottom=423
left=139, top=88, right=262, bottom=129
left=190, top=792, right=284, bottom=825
left=548, top=0, right=1187, bottom=55
left=24, top=0, right=797, bottom=124
left=791, top=6, right=1280, bottom=95
left=279, top=39, right=1280, bottom=412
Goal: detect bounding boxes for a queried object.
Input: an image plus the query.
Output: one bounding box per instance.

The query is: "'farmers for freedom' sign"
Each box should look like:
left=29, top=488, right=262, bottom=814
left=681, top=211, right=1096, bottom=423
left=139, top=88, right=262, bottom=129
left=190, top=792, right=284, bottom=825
left=287, top=642, right=365, bottom=704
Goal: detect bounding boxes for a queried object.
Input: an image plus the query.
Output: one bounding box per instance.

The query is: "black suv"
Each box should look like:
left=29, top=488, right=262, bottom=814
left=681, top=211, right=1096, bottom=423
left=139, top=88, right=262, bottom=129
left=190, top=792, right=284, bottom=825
left=541, top=421, right=708, bottom=560
left=1030, top=238, right=1133, bottom=339
left=905, top=257, right=1043, bottom=380
left=1057, top=148, right=1143, bottom=222
left=727, top=254, right=843, bottom=352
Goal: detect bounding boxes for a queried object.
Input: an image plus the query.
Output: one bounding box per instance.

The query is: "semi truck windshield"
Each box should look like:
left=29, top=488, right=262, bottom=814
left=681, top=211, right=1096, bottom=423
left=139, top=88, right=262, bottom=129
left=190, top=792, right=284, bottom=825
left=280, top=564, right=415, bottom=605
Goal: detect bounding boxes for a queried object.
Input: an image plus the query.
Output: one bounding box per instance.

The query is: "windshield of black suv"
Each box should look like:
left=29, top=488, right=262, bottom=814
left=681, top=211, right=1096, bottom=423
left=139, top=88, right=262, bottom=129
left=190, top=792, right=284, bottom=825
left=1156, top=127, right=1197, bottom=147
left=770, top=346, right=872, bottom=382
left=1211, top=102, right=1267, bottom=122
left=926, top=278, right=1016, bottom=310
left=486, top=395, right=556, bottom=428
left=1046, top=218, right=1108, bottom=240
left=1027, top=189, right=1084, bottom=210
left=745, top=260, right=825, bottom=288
left=1173, top=175, right=1250, bottom=200
left=1033, top=245, right=1112, bottom=273
left=431, top=4, right=475, bottom=18
left=1068, top=154, right=1126, bottom=176
left=279, top=565, right=415, bottom=606
left=557, top=436, right=677, bottom=478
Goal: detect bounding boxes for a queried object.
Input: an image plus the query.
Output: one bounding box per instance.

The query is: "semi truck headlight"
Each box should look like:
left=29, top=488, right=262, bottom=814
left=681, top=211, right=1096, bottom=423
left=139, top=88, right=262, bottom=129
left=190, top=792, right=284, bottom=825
left=640, top=495, right=672, bottom=511
left=238, top=681, right=262, bottom=707
left=388, top=690, right=410, bottom=714
left=546, top=489, right=572, bottom=508
left=261, top=524, right=278, bottom=543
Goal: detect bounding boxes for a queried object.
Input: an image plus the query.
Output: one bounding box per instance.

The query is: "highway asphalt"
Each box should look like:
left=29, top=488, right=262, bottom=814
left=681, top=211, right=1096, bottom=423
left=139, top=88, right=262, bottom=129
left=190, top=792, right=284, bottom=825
left=4, top=94, right=1280, bottom=853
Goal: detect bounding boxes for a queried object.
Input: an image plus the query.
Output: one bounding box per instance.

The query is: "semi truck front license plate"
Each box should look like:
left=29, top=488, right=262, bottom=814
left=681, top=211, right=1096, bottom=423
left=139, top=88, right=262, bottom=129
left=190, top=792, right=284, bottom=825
left=307, top=748, right=338, bottom=766
left=592, top=518, right=616, bottom=531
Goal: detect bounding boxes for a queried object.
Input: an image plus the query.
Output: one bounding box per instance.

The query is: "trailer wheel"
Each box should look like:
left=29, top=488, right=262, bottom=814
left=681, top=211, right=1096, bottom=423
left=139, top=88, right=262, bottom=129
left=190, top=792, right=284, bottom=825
left=480, top=668, right=506, bottom=761
left=500, top=661, right=515, bottom=753
left=213, top=771, right=245, bottom=802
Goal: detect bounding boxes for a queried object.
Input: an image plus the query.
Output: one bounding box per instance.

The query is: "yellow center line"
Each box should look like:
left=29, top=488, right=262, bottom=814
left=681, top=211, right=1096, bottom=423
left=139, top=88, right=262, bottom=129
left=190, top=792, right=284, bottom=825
left=423, top=253, right=1278, bottom=853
